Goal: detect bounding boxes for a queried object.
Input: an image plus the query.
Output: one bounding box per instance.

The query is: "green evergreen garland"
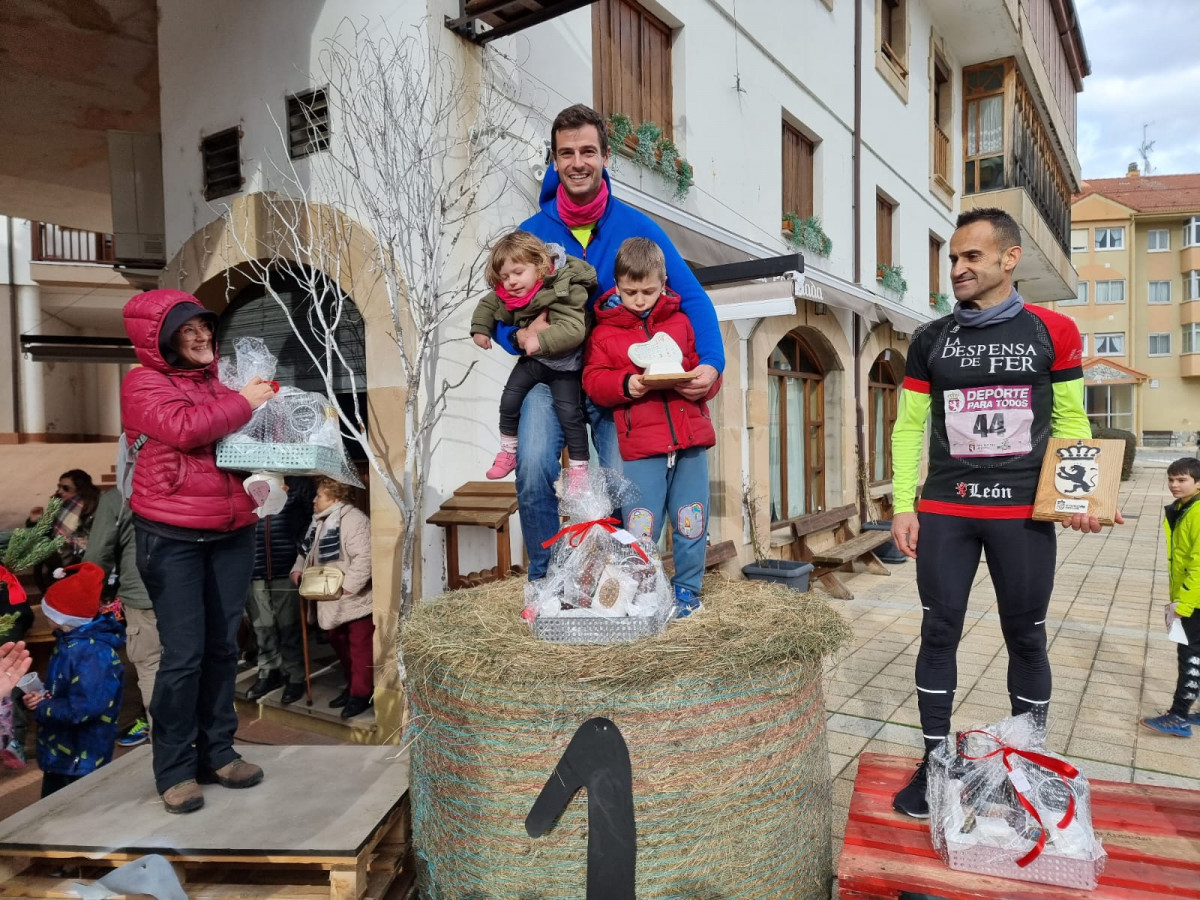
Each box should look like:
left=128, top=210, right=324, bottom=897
left=2, top=498, right=65, bottom=572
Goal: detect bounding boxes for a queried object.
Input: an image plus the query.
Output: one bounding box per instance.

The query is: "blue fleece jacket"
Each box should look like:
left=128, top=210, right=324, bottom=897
left=497, top=168, right=725, bottom=373
left=34, top=613, right=124, bottom=777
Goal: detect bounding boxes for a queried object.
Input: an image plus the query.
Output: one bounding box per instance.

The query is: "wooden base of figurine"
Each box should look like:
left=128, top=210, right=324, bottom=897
left=641, top=371, right=699, bottom=387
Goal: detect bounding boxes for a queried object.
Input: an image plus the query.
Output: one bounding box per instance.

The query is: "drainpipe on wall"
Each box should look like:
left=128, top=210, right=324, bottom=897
left=852, top=0, right=869, bottom=525
left=6, top=217, right=20, bottom=436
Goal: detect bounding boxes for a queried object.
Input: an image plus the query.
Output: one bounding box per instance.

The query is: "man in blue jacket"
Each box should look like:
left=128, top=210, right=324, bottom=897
left=497, top=104, right=725, bottom=580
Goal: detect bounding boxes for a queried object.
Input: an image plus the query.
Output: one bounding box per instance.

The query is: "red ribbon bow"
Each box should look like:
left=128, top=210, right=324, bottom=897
left=958, top=729, right=1079, bottom=867
left=542, top=517, right=650, bottom=563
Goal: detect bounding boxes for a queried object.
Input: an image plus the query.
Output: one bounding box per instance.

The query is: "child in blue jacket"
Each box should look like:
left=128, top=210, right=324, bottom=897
left=22, top=563, right=124, bottom=797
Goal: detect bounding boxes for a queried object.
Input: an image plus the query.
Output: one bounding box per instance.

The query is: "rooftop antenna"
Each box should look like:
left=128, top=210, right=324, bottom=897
left=1138, top=123, right=1155, bottom=175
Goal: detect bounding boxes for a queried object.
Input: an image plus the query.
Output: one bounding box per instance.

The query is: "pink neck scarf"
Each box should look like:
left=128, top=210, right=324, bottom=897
left=557, top=178, right=609, bottom=228
left=497, top=280, right=544, bottom=312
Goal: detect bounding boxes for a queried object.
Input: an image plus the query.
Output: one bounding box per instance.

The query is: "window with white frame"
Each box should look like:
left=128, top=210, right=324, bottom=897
left=1148, top=229, right=1170, bottom=251
left=1148, top=333, right=1171, bottom=356
left=1148, top=281, right=1172, bottom=305
left=1188, top=270, right=1200, bottom=301
left=1185, top=217, right=1200, bottom=248
left=1060, top=281, right=1087, bottom=306
left=1095, top=332, right=1125, bottom=356
left=1094, top=227, right=1125, bottom=251
left=1070, top=229, right=1088, bottom=252
left=1096, top=280, right=1125, bottom=304
left=1184, top=324, right=1200, bottom=355
left=1080, top=332, right=1089, bottom=356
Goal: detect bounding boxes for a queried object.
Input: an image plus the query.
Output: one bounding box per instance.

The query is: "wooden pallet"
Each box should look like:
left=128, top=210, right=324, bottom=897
left=0, top=746, right=414, bottom=900
left=838, top=752, right=1200, bottom=899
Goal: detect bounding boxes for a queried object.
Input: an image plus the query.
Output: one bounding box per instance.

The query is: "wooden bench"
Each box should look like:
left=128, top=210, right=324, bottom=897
left=780, top=504, right=892, bottom=600
left=838, top=752, right=1200, bottom=900
left=426, top=481, right=522, bottom=589
left=662, top=539, right=738, bottom=577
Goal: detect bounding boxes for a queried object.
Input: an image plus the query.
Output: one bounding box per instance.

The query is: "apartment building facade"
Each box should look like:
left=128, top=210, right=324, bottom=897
left=1062, top=167, right=1200, bottom=444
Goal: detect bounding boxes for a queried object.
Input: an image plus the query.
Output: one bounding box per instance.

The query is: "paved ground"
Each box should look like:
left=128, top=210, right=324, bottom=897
left=825, top=451, right=1200, bottom=869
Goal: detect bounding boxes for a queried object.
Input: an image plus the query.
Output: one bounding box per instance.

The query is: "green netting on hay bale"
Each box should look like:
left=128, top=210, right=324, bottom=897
left=401, top=574, right=851, bottom=900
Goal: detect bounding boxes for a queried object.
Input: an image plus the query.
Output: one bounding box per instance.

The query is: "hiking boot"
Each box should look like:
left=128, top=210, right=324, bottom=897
left=329, top=688, right=350, bottom=708
left=0, top=738, right=26, bottom=770
left=1140, top=713, right=1193, bottom=738
left=246, top=669, right=283, bottom=701
left=486, top=450, right=517, bottom=480
left=892, top=756, right=931, bottom=818
left=341, top=695, right=374, bottom=719
left=162, top=780, right=204, bottom=814
left=117, top=718, right=150, bottom=747
left=672, top=586, right=703, bottom=619
left=280, top=681, right=305, bottom=706
left=199, top=759, right=264, bottom=788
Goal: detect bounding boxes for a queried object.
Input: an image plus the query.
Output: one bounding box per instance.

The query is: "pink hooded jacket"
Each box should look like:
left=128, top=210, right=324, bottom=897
left=120, top=289, right=257, bottom=532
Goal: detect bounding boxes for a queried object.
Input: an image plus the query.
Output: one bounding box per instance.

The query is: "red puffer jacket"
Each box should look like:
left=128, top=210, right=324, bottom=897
left=121, top=290, right=256, bottom=532
left=583, top=287, right=720, bottom=461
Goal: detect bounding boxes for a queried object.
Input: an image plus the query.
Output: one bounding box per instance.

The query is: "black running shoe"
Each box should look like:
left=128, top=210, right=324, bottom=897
left=892, top=756, right=931, bottom=818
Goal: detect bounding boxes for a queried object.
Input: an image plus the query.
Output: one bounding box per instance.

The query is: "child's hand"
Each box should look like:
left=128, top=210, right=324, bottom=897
left=473, top=333, right=492, bottom=350
left=627, top=374, right=648, bottom=398
left=22, top=691, right=44, bottom=710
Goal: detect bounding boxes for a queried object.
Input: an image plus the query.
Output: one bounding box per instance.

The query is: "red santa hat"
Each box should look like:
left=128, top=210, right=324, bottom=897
left=41, top=562, right=105, bottom=627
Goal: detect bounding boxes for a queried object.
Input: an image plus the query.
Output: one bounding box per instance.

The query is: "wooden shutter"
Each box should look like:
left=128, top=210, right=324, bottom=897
left=782, top=123, right=815, bottom=219
left=929, top=235, right=942, bottom=295
left=876, top=196, right=894, bottom=268
left=593, top=0, right=672, bottom=138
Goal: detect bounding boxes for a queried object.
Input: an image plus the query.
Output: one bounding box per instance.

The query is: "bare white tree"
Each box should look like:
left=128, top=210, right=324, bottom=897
left=218, top=20, right=534, bottom=616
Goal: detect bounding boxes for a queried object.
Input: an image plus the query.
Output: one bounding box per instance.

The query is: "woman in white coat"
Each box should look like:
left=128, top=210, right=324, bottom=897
left=291, top=478, right=374, bottom=718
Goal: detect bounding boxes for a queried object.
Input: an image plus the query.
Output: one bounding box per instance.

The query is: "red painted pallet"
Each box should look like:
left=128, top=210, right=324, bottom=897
left=838, top=752, right=1200, bottom=900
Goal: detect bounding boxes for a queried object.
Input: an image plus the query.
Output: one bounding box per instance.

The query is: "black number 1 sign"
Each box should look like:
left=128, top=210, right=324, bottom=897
left=525, top=717, right=636, bottom=900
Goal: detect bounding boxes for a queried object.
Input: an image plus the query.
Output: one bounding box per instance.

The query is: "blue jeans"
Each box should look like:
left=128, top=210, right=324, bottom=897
left=621, top=447, right=710, bottom=594
left=515, top=384, right=620, bottom=579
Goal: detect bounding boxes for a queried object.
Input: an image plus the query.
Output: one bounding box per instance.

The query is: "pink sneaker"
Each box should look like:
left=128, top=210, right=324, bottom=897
left=486, top=450, right=517, bottom=479
left=565, top=466, right=589, bottom=493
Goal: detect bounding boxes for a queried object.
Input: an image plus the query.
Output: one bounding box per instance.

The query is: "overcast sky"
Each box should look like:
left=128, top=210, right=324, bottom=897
left=1075, top=0, right=1200, bottom=179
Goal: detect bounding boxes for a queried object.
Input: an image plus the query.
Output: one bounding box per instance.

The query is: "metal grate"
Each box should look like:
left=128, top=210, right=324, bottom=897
left=201, top=127, right=243, bottom=201
left=287, top=88, right=330, bottom=159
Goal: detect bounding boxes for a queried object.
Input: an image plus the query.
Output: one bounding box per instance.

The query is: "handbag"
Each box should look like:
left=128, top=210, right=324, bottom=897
left=299, top=565, right=344, bottom=601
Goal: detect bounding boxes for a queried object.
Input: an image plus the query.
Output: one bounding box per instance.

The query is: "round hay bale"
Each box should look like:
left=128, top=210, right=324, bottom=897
left=401, top=574, right=851, bottom=900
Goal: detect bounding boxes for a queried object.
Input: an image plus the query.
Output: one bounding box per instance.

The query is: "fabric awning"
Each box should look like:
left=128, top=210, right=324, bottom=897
left=801, top=268, right=880, bottom=321
left=709, top=278, right=800, bottom=322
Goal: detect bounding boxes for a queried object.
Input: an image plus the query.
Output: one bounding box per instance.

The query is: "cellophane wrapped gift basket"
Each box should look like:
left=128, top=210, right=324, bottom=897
left=929, top=712, right=1107, bottom=890
left=523, top=467, right=674, bottom=645
left=216, top=338, right=361, bottom=514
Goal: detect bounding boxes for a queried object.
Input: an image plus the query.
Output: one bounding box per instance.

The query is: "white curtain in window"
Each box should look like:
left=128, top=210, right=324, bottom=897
left=786, top=380, right=807, bottom=517
left=968, top=96, right=1003, bottom=156
left=872, top=390, right=886, bottom=482
left=768, top=374, right=781, bottom=521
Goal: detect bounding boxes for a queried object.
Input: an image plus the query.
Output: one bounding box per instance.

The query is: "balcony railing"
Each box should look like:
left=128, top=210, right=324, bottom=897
left=31, top=222, right=115, bottom=265
left=933, top=123, right=951, bottom=184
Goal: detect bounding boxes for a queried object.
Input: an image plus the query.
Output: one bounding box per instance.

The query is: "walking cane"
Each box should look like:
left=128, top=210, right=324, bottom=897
left=300, top=594, right=313, bottom=706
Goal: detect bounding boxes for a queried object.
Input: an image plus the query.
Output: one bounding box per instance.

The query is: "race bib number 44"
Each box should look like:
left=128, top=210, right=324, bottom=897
left=943, top=385, right=1032, bottom=458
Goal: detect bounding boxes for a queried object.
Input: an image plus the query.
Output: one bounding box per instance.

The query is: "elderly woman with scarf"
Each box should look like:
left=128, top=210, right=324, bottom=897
left=291, top=478, right=374, bottom=719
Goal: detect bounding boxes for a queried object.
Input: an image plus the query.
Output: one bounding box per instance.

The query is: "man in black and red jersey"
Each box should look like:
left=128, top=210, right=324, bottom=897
left=888, top=207, right=1121, bottom=818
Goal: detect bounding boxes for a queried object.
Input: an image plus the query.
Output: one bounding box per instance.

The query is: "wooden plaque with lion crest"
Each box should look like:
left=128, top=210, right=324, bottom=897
left=1032, top=438, right=1124, bottom=525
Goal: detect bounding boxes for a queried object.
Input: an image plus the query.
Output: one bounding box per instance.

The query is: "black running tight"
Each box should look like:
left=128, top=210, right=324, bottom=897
left=913, top=513, right=1057, bottom=751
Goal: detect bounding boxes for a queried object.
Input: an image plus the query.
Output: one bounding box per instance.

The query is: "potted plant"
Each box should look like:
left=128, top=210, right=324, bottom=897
left=782, top=213, right=833, bottom=258
left=605, top=114, right=695, bottom=201
left=930, top=291, right=951, bottom=315
left=877, top=263, right=908, bottom=297
left=739, top=481, right=814, bottom=591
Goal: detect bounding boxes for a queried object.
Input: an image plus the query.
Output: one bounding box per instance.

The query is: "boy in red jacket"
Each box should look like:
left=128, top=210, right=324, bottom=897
left=583, top=238, right=721, bottom=617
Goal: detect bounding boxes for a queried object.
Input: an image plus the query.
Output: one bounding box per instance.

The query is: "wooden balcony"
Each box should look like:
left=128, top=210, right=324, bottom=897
left=31, top=221, right=115, bottom=265
left=932, top=123, right=951, bottom=189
